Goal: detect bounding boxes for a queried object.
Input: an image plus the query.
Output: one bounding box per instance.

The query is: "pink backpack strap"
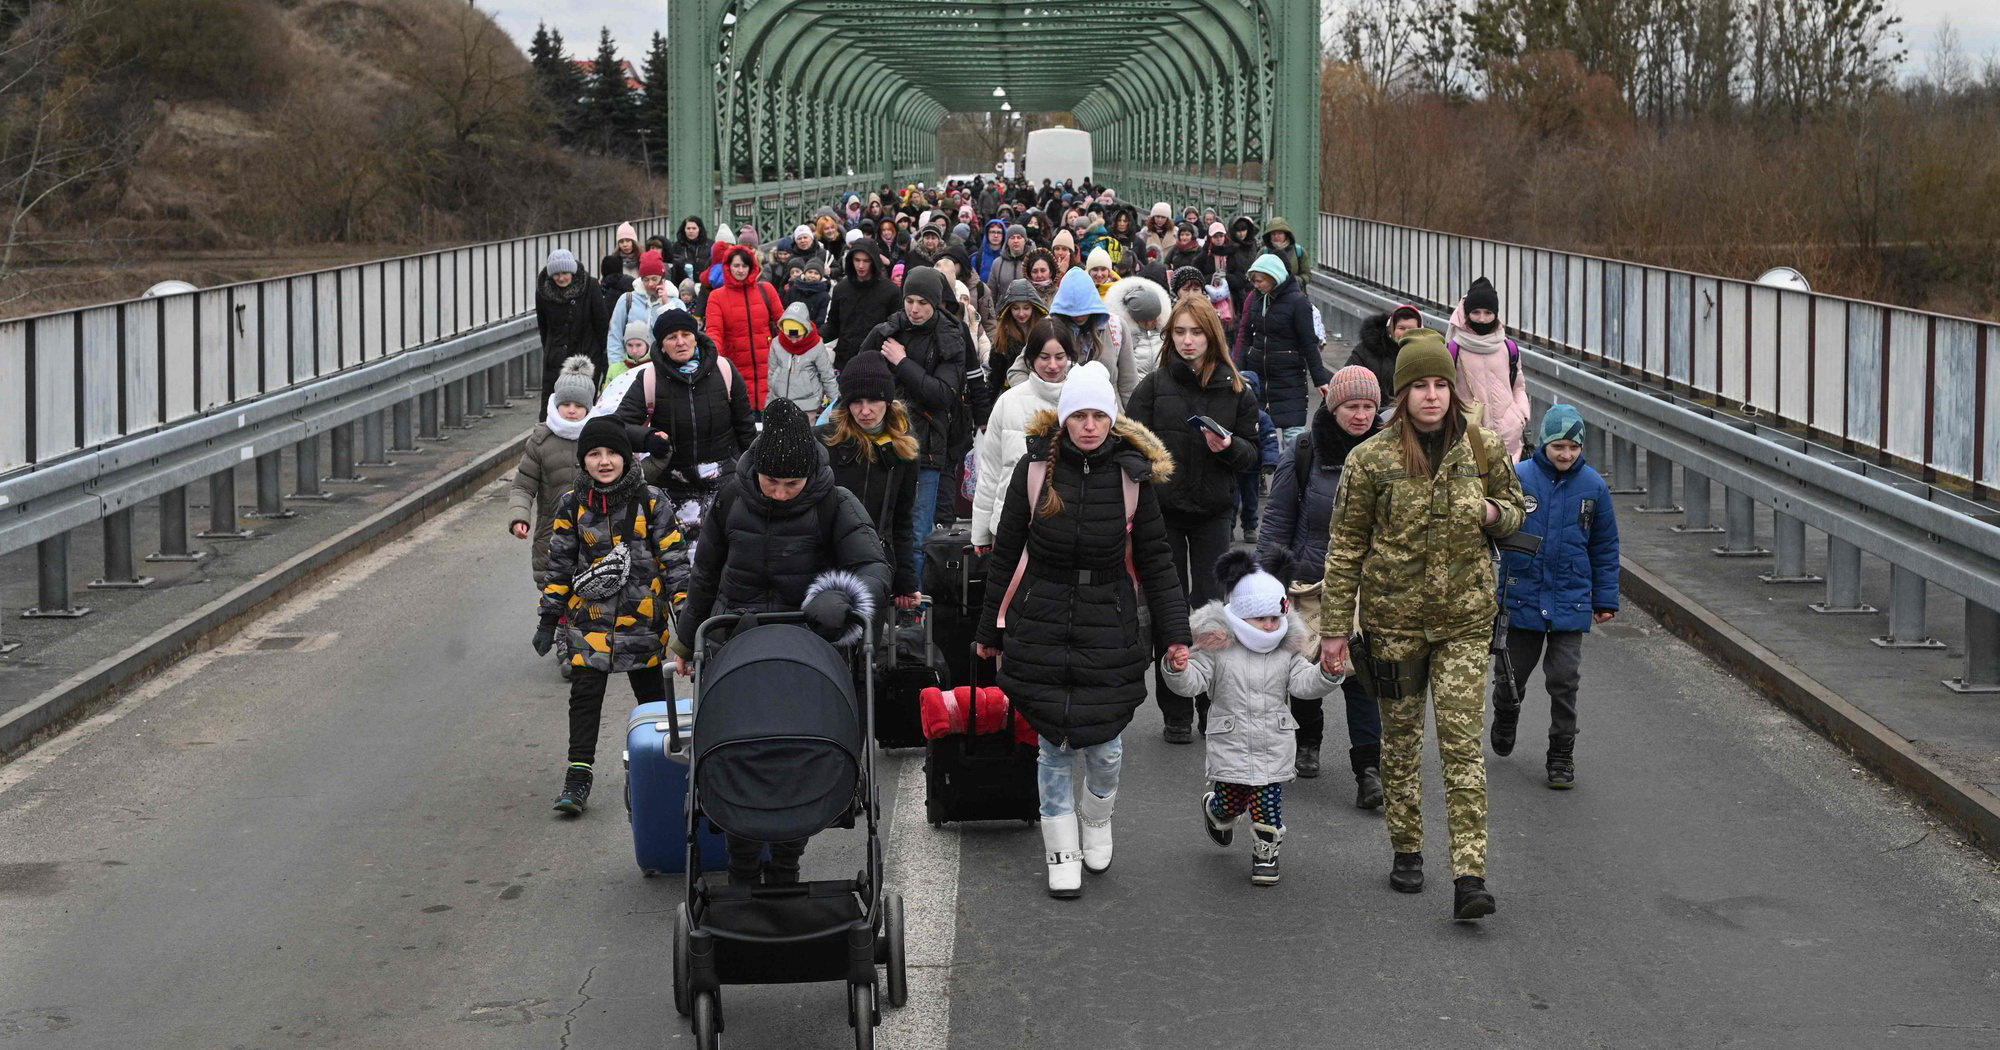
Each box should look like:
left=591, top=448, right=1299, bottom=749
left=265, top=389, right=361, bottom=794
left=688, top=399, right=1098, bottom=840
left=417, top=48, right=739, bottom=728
left=996, top=458, right=1048, bottom=629
left=1122, top=473, right=1140, bottom=585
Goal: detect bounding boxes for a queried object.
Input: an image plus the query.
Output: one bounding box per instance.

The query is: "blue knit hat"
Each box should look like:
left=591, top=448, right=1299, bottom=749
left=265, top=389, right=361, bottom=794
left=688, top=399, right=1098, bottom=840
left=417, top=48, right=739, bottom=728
left=1541, top=404, right=1585, bottom=446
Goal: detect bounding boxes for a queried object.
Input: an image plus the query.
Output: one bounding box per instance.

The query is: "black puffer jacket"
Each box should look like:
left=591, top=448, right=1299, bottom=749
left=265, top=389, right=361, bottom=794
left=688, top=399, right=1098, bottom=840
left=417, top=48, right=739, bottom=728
left=535, top=270, right=611, bottom=387
left=1234, top=275, right=1329, bottom=429
left=820, top=422, right=920, bottom=596
left=1345, top=310, right=1398, bottom=404
left=670, top=216, right=714, bottom=285
left=822, top=238, right=902, bottom=369
left=613, top=336, right=758, bottom=489
left=672, top=448, right=893, bottom=657
left=1223, top=216, right=1260, bottom=309
left=859, top=278, right=968, bottom=473
left=975, top=412, right=1191, bottom=748
left=1258, top=406, right=1378, bottom=583
left=1124, top=354, right=1261, bottom=518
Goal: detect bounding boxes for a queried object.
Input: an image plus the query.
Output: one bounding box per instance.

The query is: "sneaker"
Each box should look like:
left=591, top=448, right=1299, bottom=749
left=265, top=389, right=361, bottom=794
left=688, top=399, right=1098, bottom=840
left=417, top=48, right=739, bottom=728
left=1453, top=876, right=1496, bottom=920
left=1200, top=792, right=1234, bottom=847
left=553, top=765, right=593, bottom=815
left=1162, top=721, right=1195, bottom=745
left=1296, top=745, right=1321, bottom=779
left=1547, top=737, right=1576, bottom=789
left=1250, top=824, right=1283, bottom=886
left=1390, top=851, right=1424, bottom=893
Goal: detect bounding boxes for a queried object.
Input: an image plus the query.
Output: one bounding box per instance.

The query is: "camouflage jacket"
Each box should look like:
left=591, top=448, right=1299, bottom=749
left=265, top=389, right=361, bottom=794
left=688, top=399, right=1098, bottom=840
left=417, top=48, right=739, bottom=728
left=538, top=483, right=687, bottom=673
left=1320, top=421, right=1526, bottom=641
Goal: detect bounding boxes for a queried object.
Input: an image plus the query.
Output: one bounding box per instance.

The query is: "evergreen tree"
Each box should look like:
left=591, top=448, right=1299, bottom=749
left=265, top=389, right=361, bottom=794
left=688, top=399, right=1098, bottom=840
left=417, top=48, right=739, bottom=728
left=585, top=28, right=638, bottom=158
left=527, top=23, right=586, bottom=143
left=637, top=31, right=672, bottom=172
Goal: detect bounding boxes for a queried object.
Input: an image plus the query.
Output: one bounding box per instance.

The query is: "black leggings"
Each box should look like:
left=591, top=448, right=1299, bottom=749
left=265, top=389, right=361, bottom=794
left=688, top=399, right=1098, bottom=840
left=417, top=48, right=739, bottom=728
left=566, top=665, right=667, bottom=766
left=1155, top=509, right=1233, bottom=726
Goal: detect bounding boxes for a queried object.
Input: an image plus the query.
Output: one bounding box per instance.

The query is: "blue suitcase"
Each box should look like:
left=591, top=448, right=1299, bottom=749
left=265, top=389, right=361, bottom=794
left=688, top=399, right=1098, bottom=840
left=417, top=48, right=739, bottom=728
left=625, top=698, right=730, bottom=876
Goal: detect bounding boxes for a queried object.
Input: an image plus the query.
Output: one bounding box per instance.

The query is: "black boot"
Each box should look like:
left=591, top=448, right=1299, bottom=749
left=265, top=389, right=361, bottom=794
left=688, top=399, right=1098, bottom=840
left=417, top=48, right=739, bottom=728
left=1490, top=701, right=1521, bottom=757
left=1163, top=720, right=1195, bottom=745
left=1547, top=735, right=1575, bottom=789
left=1350, top=744, right=1383, bottom=810
left=1453, top=876, right=1496, bottom=920
left=553, top=765, right=593, bottom=816
left=1296, top=745, right=1321, bottom=779
left=1390, top=851, right=1424, bottom=893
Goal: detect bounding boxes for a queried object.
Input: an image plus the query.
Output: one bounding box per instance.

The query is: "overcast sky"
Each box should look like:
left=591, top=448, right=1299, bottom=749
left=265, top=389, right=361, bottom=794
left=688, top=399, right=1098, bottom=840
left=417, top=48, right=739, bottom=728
left=481, top=0, right=2000, bottom=80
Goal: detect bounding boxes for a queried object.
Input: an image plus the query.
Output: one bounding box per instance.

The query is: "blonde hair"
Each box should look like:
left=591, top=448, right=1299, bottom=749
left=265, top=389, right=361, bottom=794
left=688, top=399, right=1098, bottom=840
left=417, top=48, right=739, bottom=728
left=1036, top=437, right=1065, bottom=519
left=1159, top=297, right=1243, bottom=393
left=1394, top=385, right=1469, bottom=477
left=821, top=400, right=919, bottom=463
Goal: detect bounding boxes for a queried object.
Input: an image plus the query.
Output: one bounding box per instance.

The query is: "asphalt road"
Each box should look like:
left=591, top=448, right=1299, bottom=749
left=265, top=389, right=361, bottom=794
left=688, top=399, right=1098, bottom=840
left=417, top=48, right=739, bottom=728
left=3, top=476, right=1999, bottom=1049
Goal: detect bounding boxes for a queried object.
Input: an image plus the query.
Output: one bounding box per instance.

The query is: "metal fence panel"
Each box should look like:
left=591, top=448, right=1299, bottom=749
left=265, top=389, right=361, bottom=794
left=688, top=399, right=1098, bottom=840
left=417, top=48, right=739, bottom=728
left=1748, top=285, right=1778, bottom=414
left=80, top=307, right=120, bottom=448
left=1986, top=327, right=2000, bottom=492
left=1846, top=303, right=1883, bottom=448
left=314, top=274, right=340, bottom=376
left=1720, top=282, right=1748, bottom=403
left=1644, top=268, right=1667, bottom=376
left=161, top=292, right=196, bottom=422
left=1693, top=278, right=1719, bottom=392
left=122, top=301, right=162, bottom=434
left=263, top=283, right=292, bottom=392
left=1886, top=310, right=1928, bottom=465
left=1667, top=273, right=1692, bottom=384
left=1778, top=289, right=1811, bottom=422
left=1935, top=318, right=1977, bottom=482
left=0, top=321, right=25, bottom=472
left=338, top=268, right=361, bottom=369
left=33, top=314, right=77, bottom=461
left=1812, top=296, right=1848, bottom=439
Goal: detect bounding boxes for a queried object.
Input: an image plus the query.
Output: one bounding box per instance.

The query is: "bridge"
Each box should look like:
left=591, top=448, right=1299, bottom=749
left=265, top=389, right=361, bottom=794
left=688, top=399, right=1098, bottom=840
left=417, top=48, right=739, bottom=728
left=5, top=2, right=2000, bottom=1045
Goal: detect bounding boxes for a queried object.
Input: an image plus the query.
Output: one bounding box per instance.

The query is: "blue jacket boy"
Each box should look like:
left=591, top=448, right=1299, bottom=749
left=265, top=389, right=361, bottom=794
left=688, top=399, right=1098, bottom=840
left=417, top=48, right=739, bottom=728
left=1502, top=415, right=1620, bottom=634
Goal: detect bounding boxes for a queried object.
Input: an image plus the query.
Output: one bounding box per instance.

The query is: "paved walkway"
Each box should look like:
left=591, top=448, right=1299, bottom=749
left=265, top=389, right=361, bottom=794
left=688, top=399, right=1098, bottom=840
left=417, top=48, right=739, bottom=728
left=3, top=474, right=1999, bottom=1048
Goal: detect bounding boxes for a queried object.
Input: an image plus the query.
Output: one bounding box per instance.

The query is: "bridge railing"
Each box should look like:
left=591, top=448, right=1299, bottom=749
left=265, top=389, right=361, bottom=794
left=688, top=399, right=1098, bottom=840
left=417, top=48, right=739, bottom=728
left=0, top=217, right=673, bottom=477
left=1318, top=213, right=2000, bottom=497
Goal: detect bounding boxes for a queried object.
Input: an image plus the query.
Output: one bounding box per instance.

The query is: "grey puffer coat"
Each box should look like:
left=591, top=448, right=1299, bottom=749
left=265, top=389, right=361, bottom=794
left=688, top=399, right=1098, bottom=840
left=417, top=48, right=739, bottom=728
left=506, top=417, right=581, bottom=575
left=1160, top=603, right=1344, bottom=785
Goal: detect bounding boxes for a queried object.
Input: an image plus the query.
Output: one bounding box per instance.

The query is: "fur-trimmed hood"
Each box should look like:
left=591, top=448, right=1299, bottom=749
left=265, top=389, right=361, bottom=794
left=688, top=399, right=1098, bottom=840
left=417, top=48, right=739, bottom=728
left=1188, top=602, right=1317, bottom=657
left=1021, top=409, right=1175, bottom=484
left=802, top=569, right=878, bottom=648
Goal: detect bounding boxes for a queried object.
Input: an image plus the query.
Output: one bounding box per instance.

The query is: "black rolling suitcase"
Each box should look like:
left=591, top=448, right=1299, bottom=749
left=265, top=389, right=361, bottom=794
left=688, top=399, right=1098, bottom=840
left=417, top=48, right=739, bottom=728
left=923, top=532, right=989, bottom=687
left=921, top=648, right=1040, bottom=826
left=875, top=610, right=943, bottom=749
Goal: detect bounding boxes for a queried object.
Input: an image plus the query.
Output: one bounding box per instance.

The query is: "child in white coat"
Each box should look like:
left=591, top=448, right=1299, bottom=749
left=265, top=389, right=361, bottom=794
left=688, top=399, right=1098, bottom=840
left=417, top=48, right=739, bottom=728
left=1161, top=550, right=1344, bottom=885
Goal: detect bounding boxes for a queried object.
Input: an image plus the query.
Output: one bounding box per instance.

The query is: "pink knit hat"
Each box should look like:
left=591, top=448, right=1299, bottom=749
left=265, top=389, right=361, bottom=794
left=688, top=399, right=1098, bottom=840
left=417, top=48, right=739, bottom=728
left=1327, top=365, right=1382, bottom=409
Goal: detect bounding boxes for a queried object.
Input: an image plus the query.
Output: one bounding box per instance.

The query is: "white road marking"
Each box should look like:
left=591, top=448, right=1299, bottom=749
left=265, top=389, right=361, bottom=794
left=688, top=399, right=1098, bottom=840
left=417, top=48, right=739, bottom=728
left=878, top=750, right=958, bottom=1050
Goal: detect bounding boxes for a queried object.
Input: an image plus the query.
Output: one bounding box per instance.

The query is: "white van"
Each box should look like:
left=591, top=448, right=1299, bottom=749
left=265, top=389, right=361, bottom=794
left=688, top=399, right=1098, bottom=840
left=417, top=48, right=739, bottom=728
left=1024, top=129, right=1092, bottom=187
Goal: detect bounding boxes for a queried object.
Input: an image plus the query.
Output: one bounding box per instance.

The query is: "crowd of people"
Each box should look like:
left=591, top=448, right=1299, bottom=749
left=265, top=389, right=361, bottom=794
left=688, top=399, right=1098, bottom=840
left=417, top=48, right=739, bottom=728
left=512, top=176, right=1621, bottom=924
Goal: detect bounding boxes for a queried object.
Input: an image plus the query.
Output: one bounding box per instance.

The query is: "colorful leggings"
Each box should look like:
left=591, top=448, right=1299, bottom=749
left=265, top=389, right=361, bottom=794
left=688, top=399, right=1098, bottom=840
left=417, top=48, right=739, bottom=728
left=1209, top=781, right=1283, bottom=829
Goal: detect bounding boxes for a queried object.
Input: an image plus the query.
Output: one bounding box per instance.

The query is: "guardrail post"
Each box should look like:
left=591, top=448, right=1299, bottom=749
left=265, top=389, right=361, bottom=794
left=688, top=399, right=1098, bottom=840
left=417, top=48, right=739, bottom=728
left=1711, top=489, right=1768, bottom=557
left=1943, top=600, right=2000, bottom=693
left=89, top=507, right=155, bottom=590
left=1672, top=470, right=1722, bottom=533
left=1872, top=565, right=1943, bottom=649
left=467, top=376, right=494, bottom=420
left=1809, top=536, right=1874, bottom=614
left=506, top=355, right=528, bottom=398
left=486, top=365, right=509, bottom=411
left=326, top=423, right=364, bottom=484
left=358, top=411, right=394, bottom=467
left=250, top=451, right=295, bottom=519
left=418, top=390, right=446, bottom=441
left=1635, top=450, right=1680, bottom=513
left=148, top=486, right=208, bottom=562
left=1759, top=514, right=1821, bottom=584
left=290, top=437, right=331, bottom=500
left=393, top=398, right=423, bottom=452
left=443, top=381, right=467, bottom=429
left=198, top=470, right=255, bottom=539
left=1584, top=423, right=1608, bottom=478
left=23, top=533, right=91, bottom=618
left=1609, top=437, right=1644, bottom=494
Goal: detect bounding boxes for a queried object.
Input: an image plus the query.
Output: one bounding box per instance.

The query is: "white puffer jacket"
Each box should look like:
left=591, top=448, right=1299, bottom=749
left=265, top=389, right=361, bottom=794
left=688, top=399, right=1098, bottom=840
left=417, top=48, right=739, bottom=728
left=969, top=370, right=1064, bottom=546
left=1160, top=602, right=1343, bottom=785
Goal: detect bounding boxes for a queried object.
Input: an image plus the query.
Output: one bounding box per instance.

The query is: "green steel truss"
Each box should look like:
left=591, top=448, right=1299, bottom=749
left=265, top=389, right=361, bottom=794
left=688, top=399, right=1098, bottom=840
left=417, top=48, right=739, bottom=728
left=666, top=0, right=1319, bottom=256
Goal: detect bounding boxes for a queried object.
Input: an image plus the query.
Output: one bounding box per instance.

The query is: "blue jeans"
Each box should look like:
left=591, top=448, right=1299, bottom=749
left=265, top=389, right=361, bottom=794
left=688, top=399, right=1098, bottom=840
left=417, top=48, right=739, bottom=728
left=911, top=468, right=941, bottom=587
left=1037, top=735, right=1123, bottom=818
left=1235, top=471, right=1261, bottom=529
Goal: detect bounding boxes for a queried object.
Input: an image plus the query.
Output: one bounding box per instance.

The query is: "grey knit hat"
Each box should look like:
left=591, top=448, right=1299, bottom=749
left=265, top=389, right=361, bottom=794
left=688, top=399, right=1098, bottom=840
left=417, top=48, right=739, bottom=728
left=551, top=355, right=596, bottom=408
left=545, top=249, right=578, bottom=276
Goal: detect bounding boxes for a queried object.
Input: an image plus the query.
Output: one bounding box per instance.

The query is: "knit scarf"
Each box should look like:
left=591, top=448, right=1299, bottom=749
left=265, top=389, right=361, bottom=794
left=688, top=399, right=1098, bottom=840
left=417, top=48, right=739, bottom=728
left=545, top=398, right=588, bottom=441
left=1449, top=301, right=1507, bottom=353
left=582, top=459, right=645, bottom=517
left=778, top=327, right=822, bottom=355
left=1224, top=607, right=1288, bottom=654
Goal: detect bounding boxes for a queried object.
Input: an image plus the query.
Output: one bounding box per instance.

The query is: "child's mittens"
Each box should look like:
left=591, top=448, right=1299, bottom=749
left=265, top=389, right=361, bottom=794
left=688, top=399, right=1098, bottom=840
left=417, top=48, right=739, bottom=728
left=531, top=619, right=557, bottom=656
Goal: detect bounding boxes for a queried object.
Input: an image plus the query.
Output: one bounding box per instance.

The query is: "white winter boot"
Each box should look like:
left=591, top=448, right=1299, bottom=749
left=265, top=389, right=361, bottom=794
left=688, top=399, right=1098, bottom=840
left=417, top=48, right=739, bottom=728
left=1076, top=789, right=1116, bottom=873
left=1042, top=814, right=1084, bottom=898
left=1250, top=823, right=1285, bottom=887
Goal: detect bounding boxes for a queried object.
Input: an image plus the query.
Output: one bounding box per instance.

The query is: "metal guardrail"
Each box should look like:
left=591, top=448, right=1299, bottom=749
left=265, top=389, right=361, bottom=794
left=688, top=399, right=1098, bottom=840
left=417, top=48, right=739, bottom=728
left=1311, top=271, right=2000, bottom=694
left=0, top=217, right=672, bottom=477
left=1318, top=213, right=2000, bottom=498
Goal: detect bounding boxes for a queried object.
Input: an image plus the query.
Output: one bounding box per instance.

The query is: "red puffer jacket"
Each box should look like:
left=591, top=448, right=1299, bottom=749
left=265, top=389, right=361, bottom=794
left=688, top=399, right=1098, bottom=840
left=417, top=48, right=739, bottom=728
left=704, top=246, right=783, bottom=409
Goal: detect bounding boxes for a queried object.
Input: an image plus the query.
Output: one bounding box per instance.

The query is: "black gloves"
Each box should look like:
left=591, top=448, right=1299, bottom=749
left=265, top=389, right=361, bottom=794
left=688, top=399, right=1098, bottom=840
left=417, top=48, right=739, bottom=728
left=644, top=430, right=674, bottom=459
left=803, top=588, right=854, bottom=642
left=532, top=623, right=556, bottom=657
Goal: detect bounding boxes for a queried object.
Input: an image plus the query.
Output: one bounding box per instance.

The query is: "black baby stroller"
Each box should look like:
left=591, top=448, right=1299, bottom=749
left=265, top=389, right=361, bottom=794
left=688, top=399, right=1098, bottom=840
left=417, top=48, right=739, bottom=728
left=673, top=611, right=908, bottom=1049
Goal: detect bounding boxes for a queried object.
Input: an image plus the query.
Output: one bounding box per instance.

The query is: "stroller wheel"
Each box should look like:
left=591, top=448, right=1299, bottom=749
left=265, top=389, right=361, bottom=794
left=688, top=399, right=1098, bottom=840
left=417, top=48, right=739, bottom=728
left=672, top=904, right=692, bottom=1017
left=849, top=983, right=876, bottom=1047
left=692, top=991, right=719, bottom=1049
left=884, top=893, right=908, bottom=1008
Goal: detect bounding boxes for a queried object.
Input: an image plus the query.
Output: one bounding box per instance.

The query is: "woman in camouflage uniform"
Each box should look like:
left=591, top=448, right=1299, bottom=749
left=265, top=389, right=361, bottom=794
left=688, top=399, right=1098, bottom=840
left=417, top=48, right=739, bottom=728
left=1318, top=328, right=1525, bottom=923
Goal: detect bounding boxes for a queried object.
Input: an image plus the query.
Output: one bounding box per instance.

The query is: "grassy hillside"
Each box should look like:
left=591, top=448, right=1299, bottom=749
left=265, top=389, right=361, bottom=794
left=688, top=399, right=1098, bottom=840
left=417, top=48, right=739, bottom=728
left=0, top=0, right=650, bottom=317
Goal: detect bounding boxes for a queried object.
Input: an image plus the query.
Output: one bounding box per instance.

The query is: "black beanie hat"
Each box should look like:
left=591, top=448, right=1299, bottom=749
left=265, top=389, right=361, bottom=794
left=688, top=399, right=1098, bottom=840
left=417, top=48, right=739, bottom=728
left=839, top=351, right=897, bottom=405
left=1464, top=277, right=1499, bottom=315
left=653, top=308, right=700, bottom=341
left=576, top=415, right=633, bottom=470
left=753, top=398, right=818, bottom=479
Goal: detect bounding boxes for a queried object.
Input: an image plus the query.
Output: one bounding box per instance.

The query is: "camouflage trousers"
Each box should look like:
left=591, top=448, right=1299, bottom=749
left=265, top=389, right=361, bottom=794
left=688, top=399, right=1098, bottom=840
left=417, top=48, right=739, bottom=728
left=1368, top=631, right=1490, bottom=878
